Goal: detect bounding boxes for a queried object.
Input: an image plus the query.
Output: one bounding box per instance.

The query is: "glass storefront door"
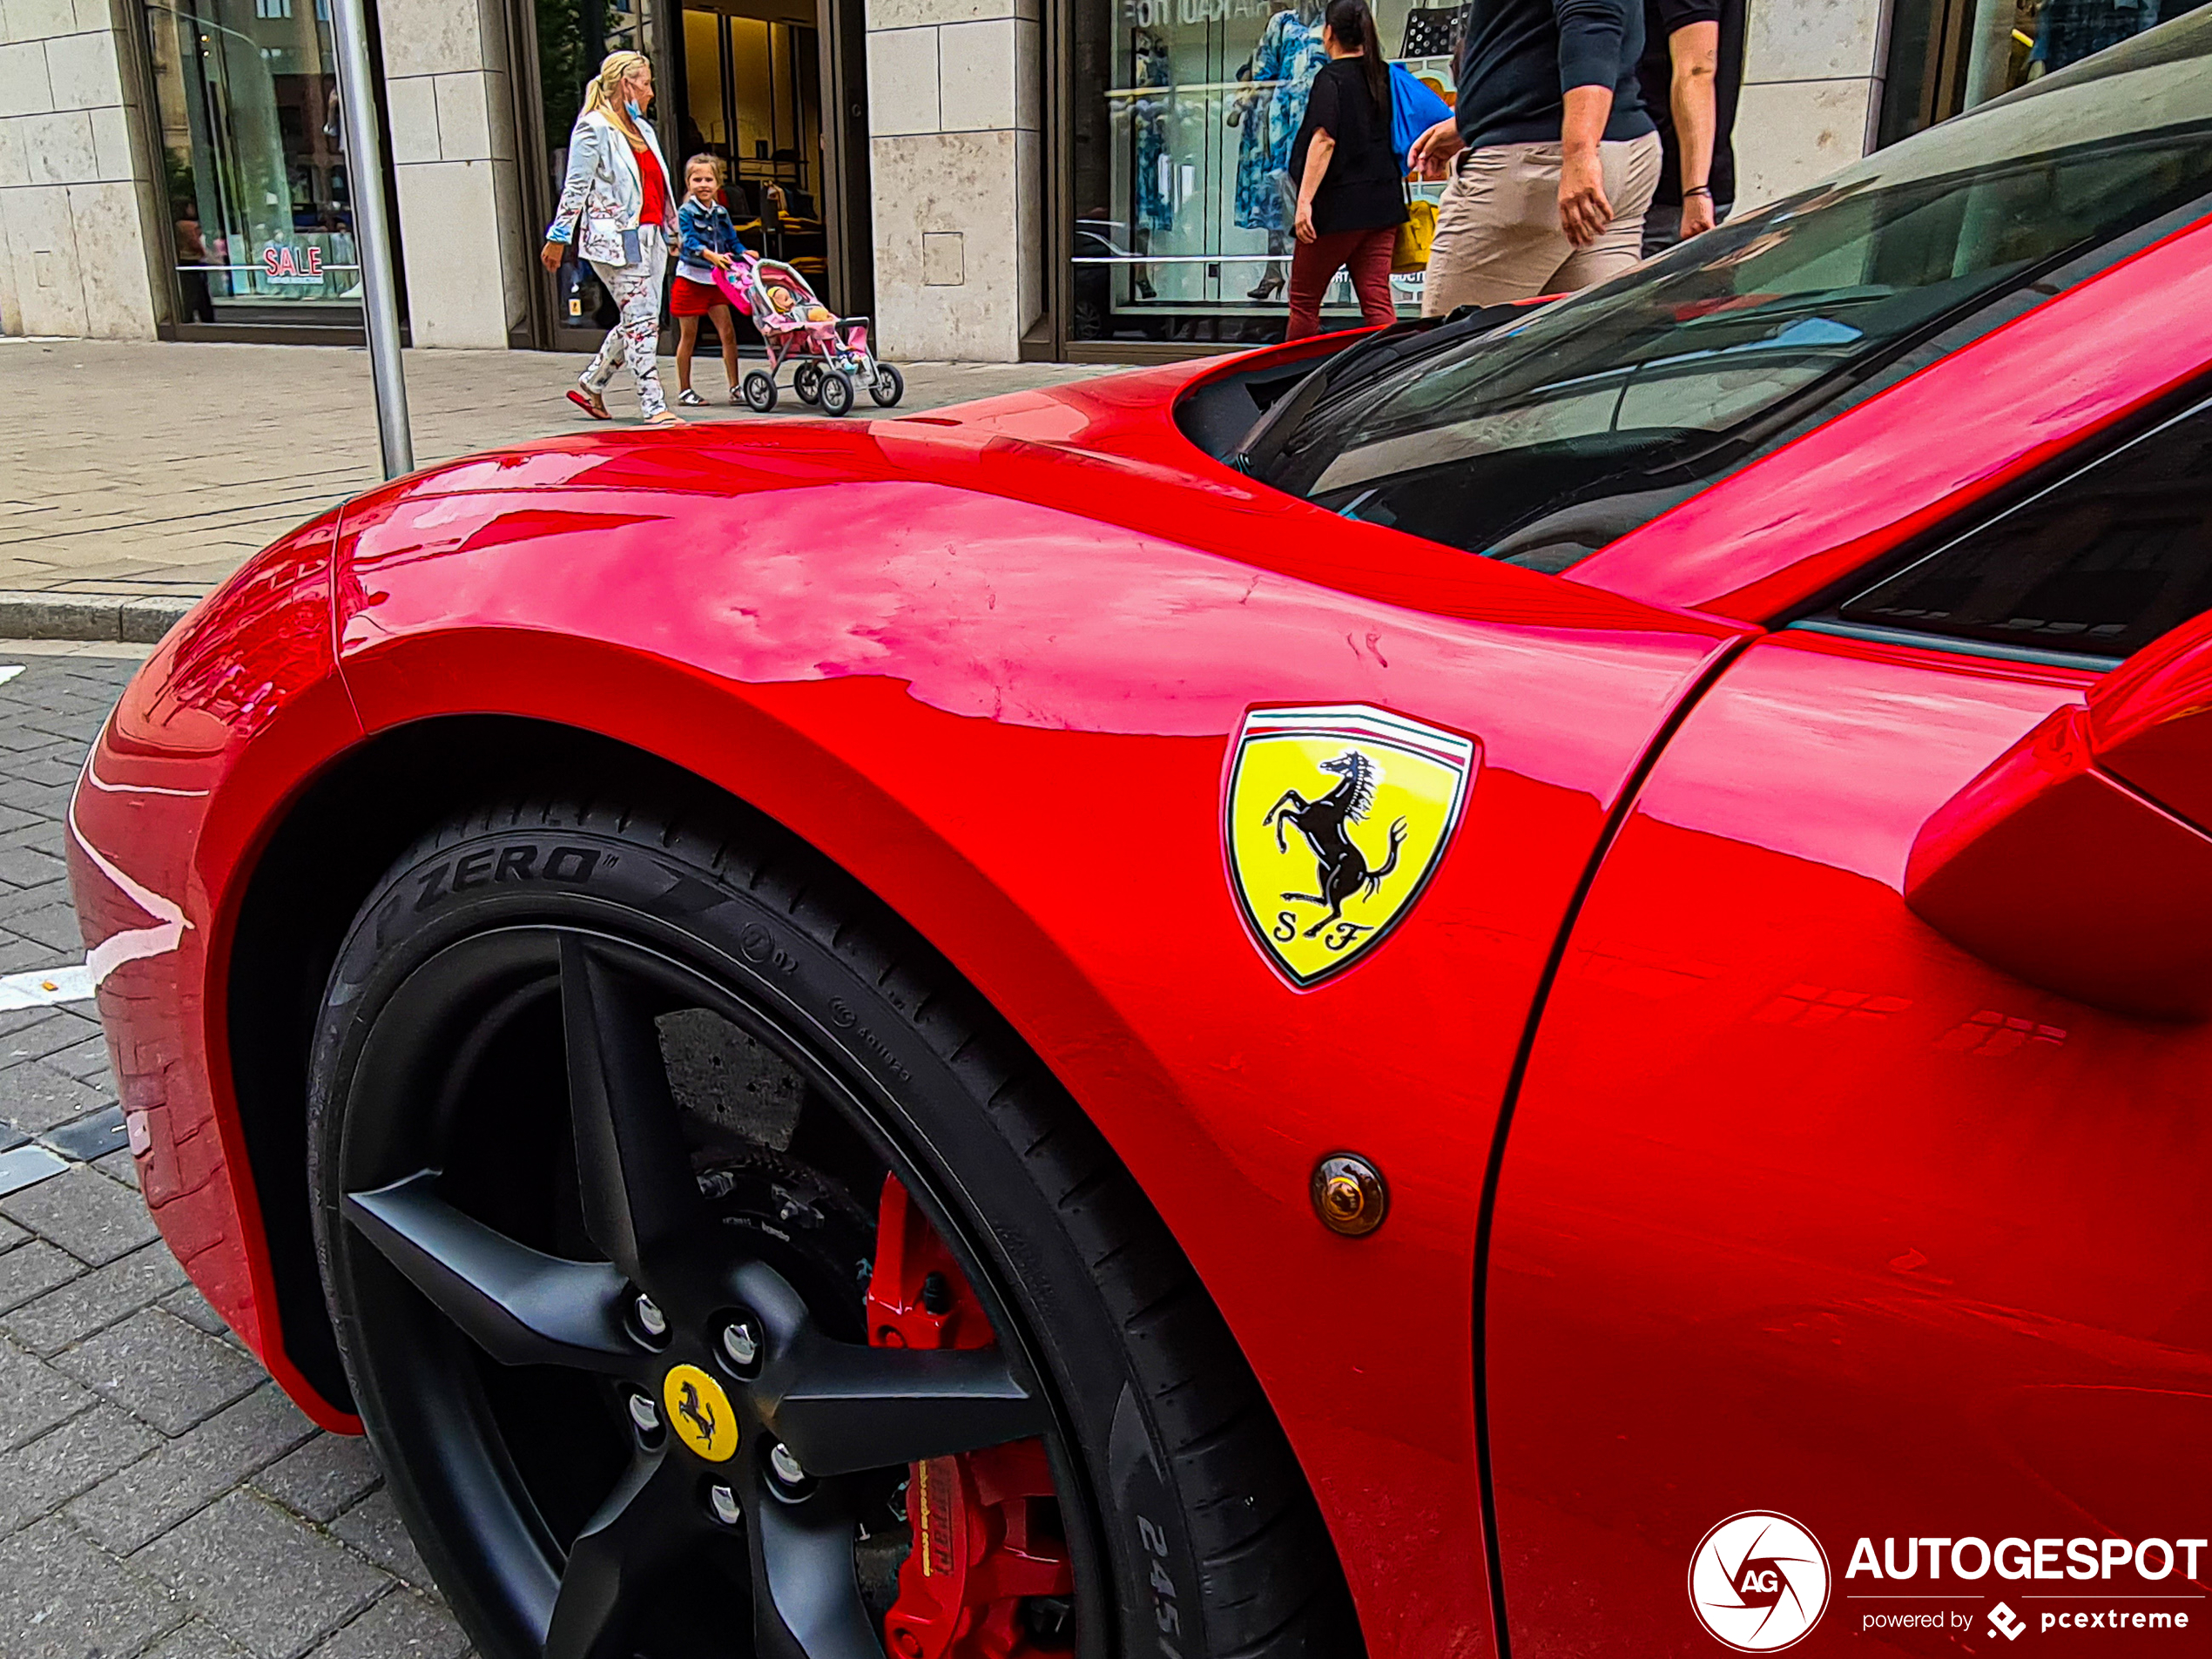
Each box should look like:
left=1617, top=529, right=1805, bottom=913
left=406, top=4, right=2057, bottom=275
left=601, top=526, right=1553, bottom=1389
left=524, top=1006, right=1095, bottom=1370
left=678, top=0, right=829, bottom=284
left=529, top=0, right=663, bottom=347
left=143, top=0, right=381, bottom=331
left=1882, top=0, right=2198, bottom=145
left=1069, top=0, right=1453, bottom=347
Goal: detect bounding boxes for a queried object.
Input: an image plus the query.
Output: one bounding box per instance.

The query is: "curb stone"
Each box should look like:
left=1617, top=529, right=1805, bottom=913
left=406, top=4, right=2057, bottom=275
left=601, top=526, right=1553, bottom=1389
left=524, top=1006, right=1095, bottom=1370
left=0, top=593, right=198, bottom=645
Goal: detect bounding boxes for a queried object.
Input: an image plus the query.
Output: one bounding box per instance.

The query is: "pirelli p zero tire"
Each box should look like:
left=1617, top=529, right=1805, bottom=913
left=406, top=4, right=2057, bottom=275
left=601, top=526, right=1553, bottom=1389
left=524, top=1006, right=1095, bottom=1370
left=306, top=786, right=1361, bottom=1659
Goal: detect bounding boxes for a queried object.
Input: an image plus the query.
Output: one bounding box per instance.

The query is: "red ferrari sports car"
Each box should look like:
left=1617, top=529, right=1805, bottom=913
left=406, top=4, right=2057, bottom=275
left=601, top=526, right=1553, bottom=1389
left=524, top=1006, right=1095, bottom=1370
left=67, top=19, right=2212, bottom=1659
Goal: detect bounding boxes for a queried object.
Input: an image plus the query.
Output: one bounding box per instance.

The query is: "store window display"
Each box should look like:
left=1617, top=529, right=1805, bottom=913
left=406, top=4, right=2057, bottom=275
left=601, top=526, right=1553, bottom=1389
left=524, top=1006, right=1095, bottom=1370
left=1071, top=0, right=1447, bottom=344
left=142, top=0, right=370, bottom=329
left=1882, top=0, right=2191, bottom=143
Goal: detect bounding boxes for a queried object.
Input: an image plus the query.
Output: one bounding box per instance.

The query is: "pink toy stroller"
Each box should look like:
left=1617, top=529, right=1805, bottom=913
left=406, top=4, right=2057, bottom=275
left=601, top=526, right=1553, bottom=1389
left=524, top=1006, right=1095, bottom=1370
left=714, top=252, right=904, bottom=417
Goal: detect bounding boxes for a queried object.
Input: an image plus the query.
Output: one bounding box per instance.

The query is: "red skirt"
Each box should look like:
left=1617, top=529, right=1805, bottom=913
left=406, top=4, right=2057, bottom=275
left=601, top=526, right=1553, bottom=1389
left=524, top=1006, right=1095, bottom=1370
left=671, top=275, right=725, bottom=317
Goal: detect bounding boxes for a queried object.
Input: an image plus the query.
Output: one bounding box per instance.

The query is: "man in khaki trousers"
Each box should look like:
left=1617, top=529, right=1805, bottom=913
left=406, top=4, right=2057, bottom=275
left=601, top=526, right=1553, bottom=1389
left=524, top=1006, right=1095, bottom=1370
left=1410, top=0, right=1662, bottom=314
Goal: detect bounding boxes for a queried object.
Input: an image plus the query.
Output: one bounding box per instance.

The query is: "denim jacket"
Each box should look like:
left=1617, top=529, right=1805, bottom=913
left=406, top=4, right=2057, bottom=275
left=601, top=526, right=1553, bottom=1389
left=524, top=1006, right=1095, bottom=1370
left=545, top=110, right=674, bottom=267
left=675, top=198, right=738, bottom=282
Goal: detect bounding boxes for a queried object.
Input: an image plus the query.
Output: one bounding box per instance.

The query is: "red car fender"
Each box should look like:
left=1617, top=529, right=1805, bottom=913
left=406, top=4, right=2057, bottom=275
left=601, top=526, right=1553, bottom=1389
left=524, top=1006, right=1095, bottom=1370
left=327, top=447, right=1746, bottom=1658
left=66, top=509, right=365, bottom=1429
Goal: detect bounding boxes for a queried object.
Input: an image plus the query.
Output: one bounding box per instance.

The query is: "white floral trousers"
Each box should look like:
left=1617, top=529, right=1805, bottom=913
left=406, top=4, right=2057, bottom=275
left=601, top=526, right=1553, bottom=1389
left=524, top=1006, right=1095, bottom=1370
left=582, top=225, right=668, bottom=418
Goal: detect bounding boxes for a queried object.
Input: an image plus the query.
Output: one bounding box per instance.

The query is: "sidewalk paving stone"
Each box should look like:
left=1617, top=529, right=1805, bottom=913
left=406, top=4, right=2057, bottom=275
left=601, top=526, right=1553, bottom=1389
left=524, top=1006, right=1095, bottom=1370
left=254, top=1432, right=385, bottom=1525
left=328, top=1491, right=434, bottom=1592
left=0, top=1164, right=158, bottom=1264
left=0, top=1061, right=113, bottom=1135
left=310, top=1593, right=469, bottom=1659
left=0, top=1240, right=83, bottom=1313
left=138, top=1490, right=391, bottom=1659
left=57, top=1306, right=267, bottom=1435
left=141, top=1618, right=255, bottom=1659
left=0, top=1404, right=162, bottom=1534
left=46, top=1103, right=130, bottom=1161
left=66, top=1384, right=319, bottom=1554
left=159, top=1282, right=233, bottom=1339
left=0, top=1517, right=184, bottom=1659
left=4, top=1240, right=189, bottom=1354
left=0, top=1331, right=92, bottom=1450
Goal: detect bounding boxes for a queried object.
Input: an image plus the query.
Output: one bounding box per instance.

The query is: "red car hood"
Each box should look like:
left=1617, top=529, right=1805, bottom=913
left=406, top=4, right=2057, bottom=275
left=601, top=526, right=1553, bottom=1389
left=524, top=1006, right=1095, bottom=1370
left=332, top=352, right=1680, bottom=637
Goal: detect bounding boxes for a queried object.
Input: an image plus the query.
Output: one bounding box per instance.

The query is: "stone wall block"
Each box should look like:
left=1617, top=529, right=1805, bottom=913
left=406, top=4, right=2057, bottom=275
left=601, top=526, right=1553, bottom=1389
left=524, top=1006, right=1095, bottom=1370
left=865, top=0, right=1018, bottom=31
left=433, top=71, right=492, bottom=161
left=22, top=105, right=92, bottom=183
left=0, top=112, right=28, bottom=185
left=385, top=75, right=442, bottom=165
left=375, top=0, right=487, bottom=79
left=0, top=38, right=53, bottom=116
left=88, top=98, right=127, bottom=179
left=867, top=26, right=941, bottom=135
left=869, top=127, right=1022, bottom=359
left=2, top=180, right=86, bottom=333
left=42, top=27, right=117, bottom=110
left=0, top=194, right=19, bottom=333
left=4, top=0, right=76, bottom=45
left=393, top=157, right=512, bottom=346
left=69, top=177, right=153, bottom=334
left=939, top=18, right=1015, bottom=132
left=1744, top=0, right=1888, bottom=85
left=1015, top=121, right=1039, bottom=333
left=1732, top=78, right=1875, bottom=208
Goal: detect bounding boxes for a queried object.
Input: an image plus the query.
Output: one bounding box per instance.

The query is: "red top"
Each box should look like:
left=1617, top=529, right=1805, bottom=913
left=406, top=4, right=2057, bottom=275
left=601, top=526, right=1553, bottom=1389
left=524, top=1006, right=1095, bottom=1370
left=633, top=139, right=667, bottom=234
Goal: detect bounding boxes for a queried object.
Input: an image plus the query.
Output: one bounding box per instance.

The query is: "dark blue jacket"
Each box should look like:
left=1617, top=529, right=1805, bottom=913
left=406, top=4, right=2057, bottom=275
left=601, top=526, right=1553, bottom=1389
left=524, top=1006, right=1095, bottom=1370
left=1455, top=0, right=1655, bottom=150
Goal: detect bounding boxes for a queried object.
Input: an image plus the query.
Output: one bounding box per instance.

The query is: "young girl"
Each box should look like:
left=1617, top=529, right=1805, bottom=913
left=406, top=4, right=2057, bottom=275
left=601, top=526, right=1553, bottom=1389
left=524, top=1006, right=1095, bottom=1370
left=671, top=156, right=744, bottom=406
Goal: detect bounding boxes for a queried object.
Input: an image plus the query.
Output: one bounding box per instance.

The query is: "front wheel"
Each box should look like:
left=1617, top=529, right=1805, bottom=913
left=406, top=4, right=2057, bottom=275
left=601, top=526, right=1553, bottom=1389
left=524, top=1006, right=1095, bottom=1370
left=817, top=369, right=856, bottom=417
left=741, top=369, right=778, bottom=413
left=307, top=789, right=1361, bottom=1659
left=869, top=364, right=905, bottom=408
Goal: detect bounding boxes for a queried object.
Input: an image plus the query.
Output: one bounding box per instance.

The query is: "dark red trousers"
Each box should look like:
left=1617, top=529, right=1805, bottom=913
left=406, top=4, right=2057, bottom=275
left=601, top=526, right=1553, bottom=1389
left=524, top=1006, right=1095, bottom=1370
left=1285, top=225, right=1399, bottom=341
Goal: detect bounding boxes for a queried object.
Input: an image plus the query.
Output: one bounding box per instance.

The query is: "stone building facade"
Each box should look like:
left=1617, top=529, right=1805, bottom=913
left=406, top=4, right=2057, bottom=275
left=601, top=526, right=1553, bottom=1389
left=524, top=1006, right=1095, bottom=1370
left=0, top=0, right=2102, bottom=359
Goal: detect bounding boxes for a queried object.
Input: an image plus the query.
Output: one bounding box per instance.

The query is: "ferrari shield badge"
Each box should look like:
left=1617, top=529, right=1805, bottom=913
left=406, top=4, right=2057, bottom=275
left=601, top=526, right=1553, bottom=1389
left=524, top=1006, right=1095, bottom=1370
left=1225, top=705, right=1478, bottom=987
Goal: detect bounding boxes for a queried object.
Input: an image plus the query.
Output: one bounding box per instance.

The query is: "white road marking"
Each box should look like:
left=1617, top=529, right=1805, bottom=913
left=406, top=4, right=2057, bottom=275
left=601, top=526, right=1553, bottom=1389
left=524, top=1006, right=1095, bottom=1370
left=0, top=667, right=24, bottom=686
left=0, top=963, right=95, bottom=1010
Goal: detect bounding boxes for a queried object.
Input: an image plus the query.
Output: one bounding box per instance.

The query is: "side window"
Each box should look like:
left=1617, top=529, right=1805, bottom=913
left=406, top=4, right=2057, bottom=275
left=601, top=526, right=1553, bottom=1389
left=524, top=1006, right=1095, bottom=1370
left=1821, top=392, right=2212, bottom=662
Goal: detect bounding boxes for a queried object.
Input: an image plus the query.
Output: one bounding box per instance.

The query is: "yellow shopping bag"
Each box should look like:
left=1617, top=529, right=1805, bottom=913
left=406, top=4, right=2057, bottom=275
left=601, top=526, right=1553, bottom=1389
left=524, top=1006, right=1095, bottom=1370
left=1393, top=193, right=1436, bottom=273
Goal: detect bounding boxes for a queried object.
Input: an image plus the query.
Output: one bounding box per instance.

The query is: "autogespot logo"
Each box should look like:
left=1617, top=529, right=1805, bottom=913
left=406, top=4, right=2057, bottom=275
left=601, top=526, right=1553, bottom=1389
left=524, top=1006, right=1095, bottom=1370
left=1690, top=1512, right=1833, bottom=1652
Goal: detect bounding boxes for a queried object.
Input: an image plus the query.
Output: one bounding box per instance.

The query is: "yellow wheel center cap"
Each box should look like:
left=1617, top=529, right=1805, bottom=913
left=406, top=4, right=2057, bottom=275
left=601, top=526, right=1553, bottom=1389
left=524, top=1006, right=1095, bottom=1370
left=663, top=1364, right=738, bottom=1462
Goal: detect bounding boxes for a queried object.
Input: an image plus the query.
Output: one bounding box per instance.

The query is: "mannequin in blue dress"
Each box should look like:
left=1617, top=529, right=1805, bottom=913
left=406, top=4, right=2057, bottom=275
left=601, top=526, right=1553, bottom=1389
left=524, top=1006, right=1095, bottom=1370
left=1231, top=0, right=1326, bottom=300
left=1131, top=25, right=1174, bottom=300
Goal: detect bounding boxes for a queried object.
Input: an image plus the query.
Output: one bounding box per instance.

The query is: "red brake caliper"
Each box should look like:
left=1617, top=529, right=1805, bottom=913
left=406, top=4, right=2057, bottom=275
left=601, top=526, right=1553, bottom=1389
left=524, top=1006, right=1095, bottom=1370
left=867, top=1176, right=1075, bottom=1659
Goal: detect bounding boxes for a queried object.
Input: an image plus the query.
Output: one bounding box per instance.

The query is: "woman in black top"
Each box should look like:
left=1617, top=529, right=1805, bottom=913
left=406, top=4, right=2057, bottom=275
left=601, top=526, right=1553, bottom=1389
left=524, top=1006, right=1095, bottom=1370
left=1285, top=0, right=1406, bottom=340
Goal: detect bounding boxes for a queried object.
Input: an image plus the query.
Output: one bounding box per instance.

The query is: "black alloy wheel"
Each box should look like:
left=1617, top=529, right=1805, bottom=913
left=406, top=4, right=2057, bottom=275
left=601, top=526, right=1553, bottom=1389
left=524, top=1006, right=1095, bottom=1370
left=816, top=371, right=856, bottom=418
left=792, top=361, right=824, bottom=405
left=308, top=786, right=1363, bottom=1659
left=742, top=370, right=779, bottom=414
left=869, top=366, right=904, bottom=408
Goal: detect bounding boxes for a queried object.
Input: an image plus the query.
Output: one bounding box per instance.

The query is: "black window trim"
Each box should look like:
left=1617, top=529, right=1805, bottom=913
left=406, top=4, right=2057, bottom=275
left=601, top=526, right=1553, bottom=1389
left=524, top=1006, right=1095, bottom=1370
left=1784, top=369, right=2212, bottom=674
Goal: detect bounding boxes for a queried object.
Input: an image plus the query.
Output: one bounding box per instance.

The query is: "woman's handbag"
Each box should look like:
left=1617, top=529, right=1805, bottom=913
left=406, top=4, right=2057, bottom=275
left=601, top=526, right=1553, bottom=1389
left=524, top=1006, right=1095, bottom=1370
left=1393, top=183, right=1436, bottom=273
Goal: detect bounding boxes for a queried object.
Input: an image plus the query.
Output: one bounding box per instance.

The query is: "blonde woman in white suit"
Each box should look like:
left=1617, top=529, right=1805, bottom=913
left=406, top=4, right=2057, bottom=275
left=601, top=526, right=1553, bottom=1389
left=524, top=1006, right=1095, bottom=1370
left=540, top=51, right=684, bottom=426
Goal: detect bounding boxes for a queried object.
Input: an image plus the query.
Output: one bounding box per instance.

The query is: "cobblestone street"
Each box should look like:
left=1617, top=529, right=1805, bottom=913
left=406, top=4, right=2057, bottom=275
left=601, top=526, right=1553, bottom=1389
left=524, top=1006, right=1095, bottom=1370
left=0, top=648, right=468, bottom=1659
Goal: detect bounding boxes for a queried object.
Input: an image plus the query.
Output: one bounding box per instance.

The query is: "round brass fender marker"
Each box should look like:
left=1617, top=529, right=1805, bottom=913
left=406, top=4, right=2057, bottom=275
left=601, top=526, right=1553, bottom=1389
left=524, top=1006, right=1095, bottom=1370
left=1312, top=1154, right=1387, bottom=1237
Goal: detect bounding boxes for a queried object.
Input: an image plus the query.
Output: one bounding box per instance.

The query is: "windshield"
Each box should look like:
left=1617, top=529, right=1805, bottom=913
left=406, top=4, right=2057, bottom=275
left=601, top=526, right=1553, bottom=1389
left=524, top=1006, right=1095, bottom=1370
left=1258, top=10, right=2212, bottom=573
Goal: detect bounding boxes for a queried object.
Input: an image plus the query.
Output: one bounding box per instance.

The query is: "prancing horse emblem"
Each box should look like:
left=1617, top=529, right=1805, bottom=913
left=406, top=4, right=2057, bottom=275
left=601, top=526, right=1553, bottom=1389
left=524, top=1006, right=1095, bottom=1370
left=1264, top=752, right=1408, bottom=939
left=661, top=1363, right=738, bottom=1461
left=1224, top=705, right=1479, bottom=988
left=677, top=1378, right=718, bottom=1446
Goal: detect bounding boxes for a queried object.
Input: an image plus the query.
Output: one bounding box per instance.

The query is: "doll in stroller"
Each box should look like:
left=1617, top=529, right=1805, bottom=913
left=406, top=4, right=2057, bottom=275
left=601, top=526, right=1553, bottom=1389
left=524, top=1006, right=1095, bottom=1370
left=714, top=252, right=905, bottom=416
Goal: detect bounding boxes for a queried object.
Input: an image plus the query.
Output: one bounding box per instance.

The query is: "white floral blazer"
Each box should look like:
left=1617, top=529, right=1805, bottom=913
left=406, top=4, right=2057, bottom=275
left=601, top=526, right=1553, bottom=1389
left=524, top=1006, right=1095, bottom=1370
left=545, top=109, right=676, bottom=268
